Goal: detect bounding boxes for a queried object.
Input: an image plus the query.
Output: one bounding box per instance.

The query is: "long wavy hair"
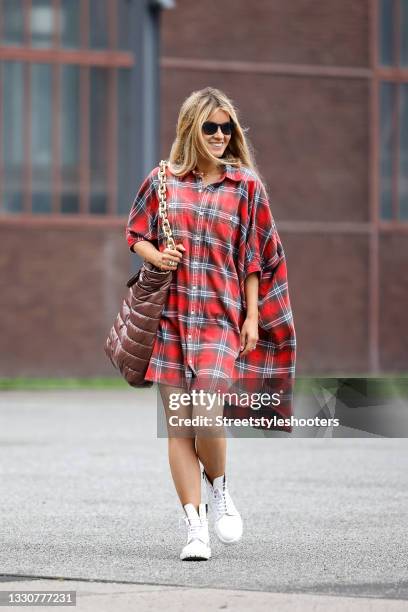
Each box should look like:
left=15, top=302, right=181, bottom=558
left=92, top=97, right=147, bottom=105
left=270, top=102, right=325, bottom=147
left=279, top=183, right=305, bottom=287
left=168, top=87, right=263, bottom=181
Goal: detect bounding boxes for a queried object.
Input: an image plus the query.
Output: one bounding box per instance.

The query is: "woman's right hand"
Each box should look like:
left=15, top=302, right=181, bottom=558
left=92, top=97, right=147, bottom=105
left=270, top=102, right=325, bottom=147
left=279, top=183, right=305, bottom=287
left=152, top=243, right=186, bottom=271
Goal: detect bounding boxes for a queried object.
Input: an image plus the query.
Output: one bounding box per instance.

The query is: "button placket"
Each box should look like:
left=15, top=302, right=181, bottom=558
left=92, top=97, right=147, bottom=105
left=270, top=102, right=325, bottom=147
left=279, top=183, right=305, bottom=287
left=187, top=174, right=204, bottom=371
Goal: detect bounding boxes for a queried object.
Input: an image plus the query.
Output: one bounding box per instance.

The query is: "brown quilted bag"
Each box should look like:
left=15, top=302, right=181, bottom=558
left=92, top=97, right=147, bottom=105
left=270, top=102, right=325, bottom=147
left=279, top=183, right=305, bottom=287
left=104, top=160, right=175, bottom=387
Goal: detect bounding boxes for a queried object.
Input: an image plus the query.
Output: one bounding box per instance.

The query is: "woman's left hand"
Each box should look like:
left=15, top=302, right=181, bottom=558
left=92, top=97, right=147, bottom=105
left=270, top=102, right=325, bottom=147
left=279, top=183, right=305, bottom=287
left=239, top=315, right=259, bottom=357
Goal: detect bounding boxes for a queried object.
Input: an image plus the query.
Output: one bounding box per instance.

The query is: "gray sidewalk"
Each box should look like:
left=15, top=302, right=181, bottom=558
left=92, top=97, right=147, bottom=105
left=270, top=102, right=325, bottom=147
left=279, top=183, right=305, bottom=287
left=1, top=579, right=408, bottom=612
left=0, top=389, right=408, bottom=610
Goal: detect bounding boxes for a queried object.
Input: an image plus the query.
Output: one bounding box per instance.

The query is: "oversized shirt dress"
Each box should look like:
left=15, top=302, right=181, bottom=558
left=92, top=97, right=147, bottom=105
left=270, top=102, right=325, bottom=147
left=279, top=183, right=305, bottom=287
left=125, top=162, right=296, bottom=414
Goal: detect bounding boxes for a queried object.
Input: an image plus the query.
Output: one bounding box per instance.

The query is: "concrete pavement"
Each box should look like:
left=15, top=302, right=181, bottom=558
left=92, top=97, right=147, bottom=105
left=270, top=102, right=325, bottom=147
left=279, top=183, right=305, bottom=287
left=0, top=389, right=407, bottom=610
left=1, top=578, right=408, bottom=611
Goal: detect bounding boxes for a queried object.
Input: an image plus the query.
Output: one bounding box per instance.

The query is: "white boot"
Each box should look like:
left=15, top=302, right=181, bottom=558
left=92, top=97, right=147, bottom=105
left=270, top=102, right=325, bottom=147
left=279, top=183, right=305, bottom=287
left=180, top=503, right=211, bottom=561
left=203, top=471, right=243, bottom=544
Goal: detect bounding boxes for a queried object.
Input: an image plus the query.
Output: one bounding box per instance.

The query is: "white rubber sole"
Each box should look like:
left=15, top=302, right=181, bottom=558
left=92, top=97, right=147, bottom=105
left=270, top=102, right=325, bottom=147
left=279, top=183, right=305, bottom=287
left=180, top=541, right=211, bottom=561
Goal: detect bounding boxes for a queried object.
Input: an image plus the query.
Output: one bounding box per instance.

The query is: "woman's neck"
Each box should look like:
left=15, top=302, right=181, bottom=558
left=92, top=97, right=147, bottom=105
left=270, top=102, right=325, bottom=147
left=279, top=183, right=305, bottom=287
left=194, top=158, right=223, bottom=176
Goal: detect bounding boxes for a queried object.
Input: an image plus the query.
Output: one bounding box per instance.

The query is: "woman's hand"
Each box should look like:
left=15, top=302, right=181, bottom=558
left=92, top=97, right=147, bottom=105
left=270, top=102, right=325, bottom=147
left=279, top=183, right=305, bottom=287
left=152, top=243, right=186, bottom=271
left=239, top=314, right=259, bottom=357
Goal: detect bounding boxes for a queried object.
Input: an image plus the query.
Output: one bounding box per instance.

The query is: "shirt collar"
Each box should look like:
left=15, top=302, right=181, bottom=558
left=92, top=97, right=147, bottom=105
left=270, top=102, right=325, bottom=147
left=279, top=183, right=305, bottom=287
left=181, top=163, right=243, bottom=182
left=223, top=163, right=243, bottom=182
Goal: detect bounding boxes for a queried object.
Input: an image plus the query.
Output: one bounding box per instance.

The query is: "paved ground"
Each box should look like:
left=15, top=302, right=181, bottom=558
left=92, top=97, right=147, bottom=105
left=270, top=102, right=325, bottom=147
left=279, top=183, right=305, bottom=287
left=1, top=579, right=408, bottom=612
left=0, top=389, right=407, bottom=611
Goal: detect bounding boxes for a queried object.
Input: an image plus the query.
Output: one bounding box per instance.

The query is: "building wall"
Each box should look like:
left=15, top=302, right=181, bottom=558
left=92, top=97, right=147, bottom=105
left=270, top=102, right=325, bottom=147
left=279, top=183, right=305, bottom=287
left=1, top=0, right=406, bottom=377
left=0, top=221, right=128, bottom=377
left=161, top=0, right=369, bottom=67
left=0, top=0, right=148, bottom=379
left=160, top=0, right=377, bottom=375
left=379, top=233, right=408, bottom=371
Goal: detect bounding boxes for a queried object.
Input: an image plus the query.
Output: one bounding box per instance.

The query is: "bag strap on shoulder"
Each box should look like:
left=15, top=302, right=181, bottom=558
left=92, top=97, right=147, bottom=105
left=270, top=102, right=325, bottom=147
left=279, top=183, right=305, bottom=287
left=158, top=160, right=176, bottom=251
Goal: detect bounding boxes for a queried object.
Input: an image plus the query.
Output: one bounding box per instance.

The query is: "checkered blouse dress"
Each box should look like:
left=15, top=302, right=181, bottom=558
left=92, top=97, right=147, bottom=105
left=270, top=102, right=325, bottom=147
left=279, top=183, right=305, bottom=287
left=125, top=162, right=296, bottom=411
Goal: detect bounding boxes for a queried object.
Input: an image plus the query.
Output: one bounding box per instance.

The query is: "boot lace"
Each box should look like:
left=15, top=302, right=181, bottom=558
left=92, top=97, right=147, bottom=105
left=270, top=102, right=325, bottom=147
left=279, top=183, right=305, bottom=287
left=178, top=515, right=208, bottom=543
left=212, top=482, right=238, bottom=517
left=213, top=487, right=228, bottom=515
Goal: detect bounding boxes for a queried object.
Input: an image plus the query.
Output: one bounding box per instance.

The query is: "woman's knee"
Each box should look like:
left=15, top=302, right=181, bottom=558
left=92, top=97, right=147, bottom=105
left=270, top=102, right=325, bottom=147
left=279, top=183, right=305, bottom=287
left=168, top=436, right=196, bottom=451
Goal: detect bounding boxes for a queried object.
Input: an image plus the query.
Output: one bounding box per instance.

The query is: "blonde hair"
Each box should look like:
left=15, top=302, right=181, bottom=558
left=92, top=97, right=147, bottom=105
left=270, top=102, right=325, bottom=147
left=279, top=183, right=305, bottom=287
left=168, top=87, right=263, bottom=181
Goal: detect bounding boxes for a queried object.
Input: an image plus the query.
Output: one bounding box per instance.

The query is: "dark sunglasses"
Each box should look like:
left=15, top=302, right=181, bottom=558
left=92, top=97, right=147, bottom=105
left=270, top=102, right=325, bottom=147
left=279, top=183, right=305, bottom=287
left=202, top=121, right=235, bottom=136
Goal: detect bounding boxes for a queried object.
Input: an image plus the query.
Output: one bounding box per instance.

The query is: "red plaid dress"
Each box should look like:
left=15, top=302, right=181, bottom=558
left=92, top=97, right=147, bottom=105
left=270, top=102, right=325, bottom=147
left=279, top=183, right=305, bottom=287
left=126, top=162, right=296, bottom=404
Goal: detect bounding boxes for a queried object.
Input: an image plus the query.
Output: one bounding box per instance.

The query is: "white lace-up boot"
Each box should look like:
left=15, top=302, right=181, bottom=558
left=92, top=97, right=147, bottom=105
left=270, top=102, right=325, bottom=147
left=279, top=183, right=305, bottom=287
left=179, top=503, right=211, bottom=561
left=203, top=471, right=243, bottom=544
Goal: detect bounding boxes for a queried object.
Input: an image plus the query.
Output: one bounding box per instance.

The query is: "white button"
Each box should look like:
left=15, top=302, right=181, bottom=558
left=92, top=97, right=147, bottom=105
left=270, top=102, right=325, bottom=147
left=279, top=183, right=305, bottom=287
left=230, top=215, right=233, bottom=220
left=188, top=334, right=192, bottom=338
left=192, top=286, right=196, bottom=290
left=198, top=189, right=202, bottom=193
left=199, top=211, right=204, bottom=215
left=191, top=310, right=195, bottom=314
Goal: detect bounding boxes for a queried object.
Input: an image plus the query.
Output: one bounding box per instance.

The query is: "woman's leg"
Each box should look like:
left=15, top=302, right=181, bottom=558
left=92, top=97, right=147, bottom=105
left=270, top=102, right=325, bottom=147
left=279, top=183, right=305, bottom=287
left=195, top=437, right=226, bottom=484
left=191, top=380, right=243, bottom=545
left=192, top=383, right=227, bottom=483
left=158, top=383, right=201, bottom=509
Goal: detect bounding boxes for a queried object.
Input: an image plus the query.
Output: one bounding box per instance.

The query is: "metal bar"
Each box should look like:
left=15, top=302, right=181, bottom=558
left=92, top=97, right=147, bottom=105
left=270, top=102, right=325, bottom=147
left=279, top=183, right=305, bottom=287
left=160, top=57, right=373, bottom=79
left=3, top=216, right=406, bottom=232
left=23, top=0, right=32, bottom=213
left=0, top=213, right=127, bottom=227
left=379, top=221, right=408, bottom=231
left=51, top=75, right=60, bottom=212
left=81, top=0, right=89, bottom=49
left=51, top=0, right=61, bottom=213
left=51, top=64, right=61, bottom=213
left=391, top=0, right=401, bottom=220
left=394, top=0, right=400, bottom=67
left=0, top=47, right=134, bottom=66
left=376, top=67, right=408, bottom=79
left=24, top=0, right=31, bottom=45
left=52, top=0, right=59, bottom=47
left=393, top=85, right=401, bottom=220
left=108, top=0, right=117, bottom=50
left=0, top=0, right=3, bottom=212
left=106, top=0, right=118, bottom=214
left=107, top=68, right=117, bottom=215
left=80, top=66, right=90, bottom=214
left=79, top=66, right=90, bottom=215
left=0, top=65, right=3, bottom=213
left=79, top=0, right=90, bottom=214
left=369, top=0, right=380, bottom=373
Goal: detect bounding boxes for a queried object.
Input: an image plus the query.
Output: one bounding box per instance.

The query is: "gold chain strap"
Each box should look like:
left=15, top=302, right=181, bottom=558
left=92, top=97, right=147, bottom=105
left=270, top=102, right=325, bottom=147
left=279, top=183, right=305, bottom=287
left=158, top=160, right=176, bottom=251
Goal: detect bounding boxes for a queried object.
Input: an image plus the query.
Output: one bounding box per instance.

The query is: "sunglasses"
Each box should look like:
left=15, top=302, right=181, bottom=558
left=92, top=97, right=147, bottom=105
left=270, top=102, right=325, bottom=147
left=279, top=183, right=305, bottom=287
left=202, top=121, right=235, bottom=136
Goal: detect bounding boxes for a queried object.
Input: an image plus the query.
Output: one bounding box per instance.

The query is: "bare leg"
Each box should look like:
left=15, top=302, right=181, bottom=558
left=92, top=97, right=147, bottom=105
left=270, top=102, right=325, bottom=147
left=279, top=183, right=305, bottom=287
left=192, top=382, right=227, bottom=484
left=158, top=383, right=201, bottom=510
left=195, top=437, right=226, bottom=484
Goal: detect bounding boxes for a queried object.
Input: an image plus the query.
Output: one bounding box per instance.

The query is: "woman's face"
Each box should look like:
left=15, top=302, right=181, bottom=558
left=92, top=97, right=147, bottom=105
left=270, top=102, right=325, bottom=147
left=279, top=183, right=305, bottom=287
left=201, top=109, right=232, bottom=160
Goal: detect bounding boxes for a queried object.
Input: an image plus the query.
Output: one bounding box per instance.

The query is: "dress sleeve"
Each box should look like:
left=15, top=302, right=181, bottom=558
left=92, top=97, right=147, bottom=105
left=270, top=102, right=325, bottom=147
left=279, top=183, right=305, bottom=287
left=125, top=168, right=160, bottom=252
left=238, top=178, right=296, bottom=352
left=242, top=178, right=281, bottom=283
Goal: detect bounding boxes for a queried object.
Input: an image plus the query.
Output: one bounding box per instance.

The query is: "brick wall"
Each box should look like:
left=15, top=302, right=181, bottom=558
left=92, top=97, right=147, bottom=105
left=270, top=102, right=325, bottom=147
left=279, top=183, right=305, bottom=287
left=2, top=0, right=406, bottom=376
left=0, top=222, right=131, bottom=377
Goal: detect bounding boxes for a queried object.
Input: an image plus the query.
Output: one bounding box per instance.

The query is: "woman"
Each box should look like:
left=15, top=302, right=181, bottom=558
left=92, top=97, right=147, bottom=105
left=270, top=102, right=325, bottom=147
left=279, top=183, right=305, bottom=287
left=126, top=87, right=296, bottom=561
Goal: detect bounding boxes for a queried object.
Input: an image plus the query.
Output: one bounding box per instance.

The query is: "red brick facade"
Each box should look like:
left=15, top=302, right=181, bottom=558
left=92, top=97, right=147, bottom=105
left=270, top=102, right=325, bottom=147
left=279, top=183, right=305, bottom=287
left=1, top=0, right=406, bottom=376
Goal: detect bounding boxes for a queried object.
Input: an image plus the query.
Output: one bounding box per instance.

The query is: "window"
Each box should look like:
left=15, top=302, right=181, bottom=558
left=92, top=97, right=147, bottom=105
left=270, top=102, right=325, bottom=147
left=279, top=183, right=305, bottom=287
left=378, top=0, right=408, bottom=220
left=0, top=0, right=134, bottom=216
